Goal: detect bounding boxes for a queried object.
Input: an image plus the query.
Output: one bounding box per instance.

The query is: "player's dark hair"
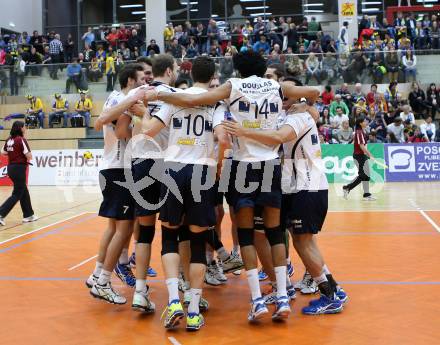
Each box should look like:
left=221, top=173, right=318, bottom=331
left=283, top=76, right=303, bottom=86
left=355, top=115, right=366, bottom=129
left=152, top=54, right=175, bottom=77
left=136, top=56, right=152, bottom=66
left=267, top=63, right=286, bottom=80
left=175, top=78, right=189, bottom=88
left=191, top=56, right=216, bottom=83
left=118, top=63, right=144, bottom=89
left=233, top=50, right=267, bottom=78
left=10, top=121, right=25, bottom=137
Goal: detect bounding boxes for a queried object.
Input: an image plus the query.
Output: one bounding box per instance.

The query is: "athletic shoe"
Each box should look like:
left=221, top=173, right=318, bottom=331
left=363, top=195, right=377, bottom=201
left=336, top=287, right=348, bottom=304
left=211, top=260, right=227, bottom=283
left=221, top=254, right=244, bottom=274
left=272, top=296, right=291, bottom=321
left=161, top=299, right=185, bottom=329
left=129, top=252, right=136, bottom=268
left=342, top=186, right=350, bottom=200
left=205, top=265, right=222, bottom=286
left=23, top=215, right=38, bottom=223
left=294, top=271, right=311, bottom=290
left=132, top=288, right=155, bottom=313
left=302, top=294, right=343, bottom=315
left=186, top=313, right=205, bottom=332
left=287, top=261, right=294, bottom=277
left=287, top=284, right=297, bottom=300
left=258, top=269, right=269, bottom=281
left=114, top=263, right=136, bottom=288
left=232, top=270, right=241, bottom=275
left=0, top=217, right=5, bottom=226
left=90, top=282, right=126, bottom=305
left=147, top=267, right=157, bottom=277
left=301, top=277, right=319, bottom=295
left=178, top=274, right=188, bottom=293
left=183, top=290, right=210, bottom=312
left=248, top=297, right=269, bottom=321
left=263, top=285, right=277, bottom=305
left=85, top=274, right=98, bottom=288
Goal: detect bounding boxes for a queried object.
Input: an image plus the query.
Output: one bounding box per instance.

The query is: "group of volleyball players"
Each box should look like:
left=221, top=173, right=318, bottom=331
left=85, top=51, right=348, bottom=332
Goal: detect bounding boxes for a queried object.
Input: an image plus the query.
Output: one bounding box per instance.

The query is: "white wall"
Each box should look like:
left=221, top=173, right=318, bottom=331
left=0, top=0, right=42, bottom=34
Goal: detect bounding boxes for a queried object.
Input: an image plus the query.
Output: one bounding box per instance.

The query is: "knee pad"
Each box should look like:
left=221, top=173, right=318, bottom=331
left=205, top=227, right=223, bottom=250
left=190, top=231, right=207, bottom=265
left=178, top=224, right=190, bottom=243
left=161, top=226, right=179, bottom=256
left=237, top=227, right=254, bottom=247
left=264, top=226, right=285, bottom=247
left=137, top=225, right=155, bottom=244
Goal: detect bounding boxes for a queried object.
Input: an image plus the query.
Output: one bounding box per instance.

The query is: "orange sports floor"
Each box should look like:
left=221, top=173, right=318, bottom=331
left=1, top=209, right=440, bottom=345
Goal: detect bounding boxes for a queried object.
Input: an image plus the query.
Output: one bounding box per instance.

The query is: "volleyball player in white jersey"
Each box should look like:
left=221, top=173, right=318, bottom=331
left=142, top=57, right=224, bottom=331
left=87, top=64, right=147, bottom=304
left=144, top=50, right=320, bottom=322
left=222, top=106, right=348, bottom=315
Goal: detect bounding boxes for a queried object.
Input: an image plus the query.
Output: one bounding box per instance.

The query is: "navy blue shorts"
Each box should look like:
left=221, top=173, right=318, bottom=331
left=131, top=158, right=164, bottom=217
left=287, top=190, right=328, bottom=235
left=98, top=169, right=135, bottom=220
left=214, top=182, right=224, bottom=205
left=159, top=163, right=217, bottom=227
left=227, top=159, right=282, bottom=211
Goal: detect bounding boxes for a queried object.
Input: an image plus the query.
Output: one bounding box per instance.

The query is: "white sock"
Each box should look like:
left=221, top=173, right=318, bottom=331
left=93, top=262, right=103, bottom=277
left=246, top=269, right=262, bottom=300
left=216, top=247, right=229, bottom=261
left=188, top=288, right=202, bottom=314
left=323, top=264, right=331, bottom=275
left=97, top=270, right=111, bottom=285
left=166, top=278, right=180, bottom=303
left=135, top=279, right=147, bottom=293
left=274, top=266, right=287, bottom=298
left=206, top=250, right=214, bottom=264
left=119, top=248, right=129, bottom=265
left=313, top=273, right=328, bottom=285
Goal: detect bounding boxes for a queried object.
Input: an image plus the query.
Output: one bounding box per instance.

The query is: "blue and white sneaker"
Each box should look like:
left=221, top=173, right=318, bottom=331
left=248, top=297, right=269, bottom=321
left=129, top=252, right=136, bottom=268
left=114, top=263, right=136, bottom=288
left=287, top=284, right=297, bottom=300
left=336, top=287, right=348, bottom=304
left=147, top=267, right=157, bottom=277
left=258, top=269, right=269, bottom=281
left=302, top=294, right=343, bottom=315
left=263, top=285, right=277, bottom=305
left=287, top=261, right=294, bottom=277
left=272, top=296, right=291, bottom=321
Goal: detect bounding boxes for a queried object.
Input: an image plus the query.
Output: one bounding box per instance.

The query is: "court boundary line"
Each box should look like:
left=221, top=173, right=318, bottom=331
left=68, top=254, right=98, bottom=271
left=408, top=198, right=440, bottom=233
left=0, top=211, right=93, bottom=246
left=168, top=337, right=182, bottom=345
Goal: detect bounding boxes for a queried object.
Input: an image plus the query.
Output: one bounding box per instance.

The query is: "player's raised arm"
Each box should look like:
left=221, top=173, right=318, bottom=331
left=281, top=81, right=320, bottom=104
left=146, top=82, right=232, bottom=108
left=221, top=120, right=296, bottom=146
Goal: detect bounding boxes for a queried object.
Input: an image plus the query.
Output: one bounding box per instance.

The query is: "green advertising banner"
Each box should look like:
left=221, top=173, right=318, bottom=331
left=321, top=143, right=385, bottom=184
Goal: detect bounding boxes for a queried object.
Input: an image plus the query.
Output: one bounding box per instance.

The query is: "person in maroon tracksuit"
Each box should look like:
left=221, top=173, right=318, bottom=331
left=0, top=121, right=38, bottom=226
left=342, top=116, right=376, bottom=201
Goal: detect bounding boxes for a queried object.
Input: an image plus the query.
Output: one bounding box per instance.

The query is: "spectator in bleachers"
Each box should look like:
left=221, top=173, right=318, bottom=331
left=64, top=34, right=74, bottom=63
left=65, top=58, right=82, bottom=94
left=26, top=95, right=45, bottom=128
left=48, top=33, right=63, bottom=80
left=82, top=27, right=95, bottom=49
left=330, top=106, right=349, bottom=130
left=338, top=21, right=350, bottom=53
left=83, top=43, right=95, bottom=63
left=117, top=24, right=130, bottom=45
left=384, top=47, right=400, bottom=82
left=369, top=49, right=386, bottom=83
left=321, top=52, right=337, bottom=84
left=336, top=120, right=353, bottom=144
left=253, top=35, right=270, bottom=55
left=400, top=104, right=415, bottom=125
left=337, top=52, right=350, bottom=82
left=368, top=130, right=382, bottom=143
left=369, top=113, right=388, bottom=142
left=48, top=93, right=69, bottom=128
left=320, top=107, right=331, bottom=127
left=322, top=85, right=334, bottom=106
left=305, top=52, right=321, bottom=84
left=26, top=47, right=42, bottom=76
left=119, top=42, right=131, bottom=60
left=366, top=84, right=378, bottom=106
left=402, top=50, right=416, bottom=82
left=420, top=116, right=436, bottom=142
left=330, top=94, right=349, bottom=117
left=169, top=38, right=183, bottom=59
left=127, top=29, right=143, bottom=53
left=147, top=39, right=160, bottom=55
left=106, top=27, right=119, bottom=49
left=387, top=117, right=404, bottom=143
left=409, top=81, right=429, bottom=116
left=431, top=21, right=440, bottom=50
left=426, top=83, right=439, bottom=118
left=105, top=52, right=116, bottom=92
left=408, top=127, right=428, bottom=143
left=286, top=54, right=304, bottom=78
left=385, top=81, right=399, bottom=108
left=219, top=51, right=234, bottom=83
left=88, top=56, right=102, bottom=82
left=73, top=90, right=92, bottom=127
left=315, top=95, right=325, bottom=114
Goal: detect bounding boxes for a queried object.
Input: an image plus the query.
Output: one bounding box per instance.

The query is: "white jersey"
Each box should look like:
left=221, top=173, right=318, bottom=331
left=212, top=101, right=233, bottom=160
left=155, top=87, right=219, bottom=166
left=224, top=76, right=283, bottom=162
left=128, top=82, right=177, bottom=159
left=281, top=112, right=329, bottom=193
left=101, top=90, right=128, bottom=170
